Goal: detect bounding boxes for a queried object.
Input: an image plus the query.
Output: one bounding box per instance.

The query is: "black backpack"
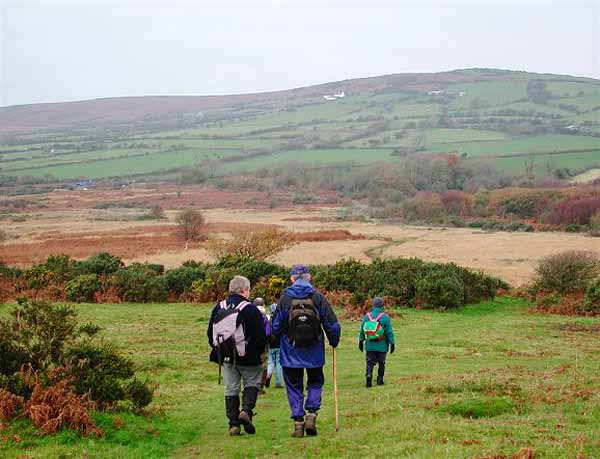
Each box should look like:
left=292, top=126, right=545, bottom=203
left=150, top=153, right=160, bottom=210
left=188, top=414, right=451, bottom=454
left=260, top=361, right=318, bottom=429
left=287, top=296, right=321, bottom=347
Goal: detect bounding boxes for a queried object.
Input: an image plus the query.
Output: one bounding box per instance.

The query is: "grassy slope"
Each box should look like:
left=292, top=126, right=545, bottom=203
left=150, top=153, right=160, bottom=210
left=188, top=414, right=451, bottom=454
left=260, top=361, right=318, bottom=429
left=1, top=297, right=599, bottom=458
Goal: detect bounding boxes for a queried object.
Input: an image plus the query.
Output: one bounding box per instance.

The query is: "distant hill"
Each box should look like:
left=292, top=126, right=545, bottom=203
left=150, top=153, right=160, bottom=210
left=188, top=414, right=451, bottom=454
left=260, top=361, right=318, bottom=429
left=1, top=68, right=599, bottom=181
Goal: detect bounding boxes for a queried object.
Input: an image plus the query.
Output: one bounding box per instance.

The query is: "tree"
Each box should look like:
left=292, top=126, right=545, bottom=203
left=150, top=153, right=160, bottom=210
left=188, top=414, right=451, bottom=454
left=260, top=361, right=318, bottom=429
left=205, top=227, right=297, bottom=260
left=175, top=208, right=206, bottom=250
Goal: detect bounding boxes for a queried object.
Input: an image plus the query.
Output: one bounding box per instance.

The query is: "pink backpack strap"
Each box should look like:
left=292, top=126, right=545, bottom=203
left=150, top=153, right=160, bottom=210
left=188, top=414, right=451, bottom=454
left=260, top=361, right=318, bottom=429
left=366, top=312, right=373, bottom=321
left=374, top=312, right=385, bottom=322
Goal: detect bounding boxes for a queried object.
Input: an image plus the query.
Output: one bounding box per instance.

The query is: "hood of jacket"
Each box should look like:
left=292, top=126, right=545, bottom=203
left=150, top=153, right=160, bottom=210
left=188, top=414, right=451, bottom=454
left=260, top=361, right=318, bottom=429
left=283, top=279, right=316, bottom=299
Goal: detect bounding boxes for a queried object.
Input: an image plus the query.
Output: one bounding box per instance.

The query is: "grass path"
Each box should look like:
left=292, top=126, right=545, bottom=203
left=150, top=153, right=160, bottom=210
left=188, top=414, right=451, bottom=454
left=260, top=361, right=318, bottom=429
left=1, top=298, right=599, bottom=458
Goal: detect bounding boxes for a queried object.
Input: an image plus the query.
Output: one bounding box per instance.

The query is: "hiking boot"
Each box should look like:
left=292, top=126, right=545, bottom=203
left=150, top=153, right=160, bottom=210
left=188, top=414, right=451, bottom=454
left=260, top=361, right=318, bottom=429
left=366, top=377, right=372, bottom=388
left=291, top=420, right=305, bottom=438
left=305, top=413, right=317, bottom=436
left=238, top=410, right=256, bottom=435
left=376, top=378, right=384, bottom=386
left=228, top=425, right=241, bottom=436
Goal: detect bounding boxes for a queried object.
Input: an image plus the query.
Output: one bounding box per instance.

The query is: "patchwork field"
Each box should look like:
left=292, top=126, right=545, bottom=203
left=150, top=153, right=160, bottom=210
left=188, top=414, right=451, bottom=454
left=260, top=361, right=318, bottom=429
left=2, top=69, right=599, bottom=182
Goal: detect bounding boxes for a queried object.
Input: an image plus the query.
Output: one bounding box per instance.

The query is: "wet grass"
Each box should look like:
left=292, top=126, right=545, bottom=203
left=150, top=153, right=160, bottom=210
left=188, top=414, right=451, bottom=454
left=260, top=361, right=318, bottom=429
left=1, top=296, right=599, bottom=458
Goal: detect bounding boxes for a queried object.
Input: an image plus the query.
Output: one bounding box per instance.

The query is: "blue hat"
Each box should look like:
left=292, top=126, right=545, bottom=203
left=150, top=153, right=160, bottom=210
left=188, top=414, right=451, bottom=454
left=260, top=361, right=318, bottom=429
left=373, top=297, right=384, bottom=308
left=290, top=264, right=310, bottom=275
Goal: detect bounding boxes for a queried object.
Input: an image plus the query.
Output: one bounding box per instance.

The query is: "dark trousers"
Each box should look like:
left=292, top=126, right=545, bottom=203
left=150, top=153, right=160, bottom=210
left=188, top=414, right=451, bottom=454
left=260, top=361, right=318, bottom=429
left=283, top=367, right=325, bottom=420
left=366, top=351, right=386, bottom=381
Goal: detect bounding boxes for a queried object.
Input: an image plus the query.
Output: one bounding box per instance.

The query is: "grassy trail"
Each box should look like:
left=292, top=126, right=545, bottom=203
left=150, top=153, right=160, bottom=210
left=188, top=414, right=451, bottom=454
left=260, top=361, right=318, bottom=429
left=1, top=297, right=599, bottom=458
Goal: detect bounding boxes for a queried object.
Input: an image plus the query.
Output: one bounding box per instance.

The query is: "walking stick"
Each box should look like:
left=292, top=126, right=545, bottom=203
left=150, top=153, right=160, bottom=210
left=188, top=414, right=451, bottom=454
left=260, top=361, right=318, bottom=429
left=332, top=347, right=339, bottom=432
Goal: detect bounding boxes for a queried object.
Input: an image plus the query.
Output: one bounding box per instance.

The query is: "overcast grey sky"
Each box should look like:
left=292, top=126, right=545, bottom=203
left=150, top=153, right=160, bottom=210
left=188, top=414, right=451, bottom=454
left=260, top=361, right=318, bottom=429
left=1, top=0, right=599, bottom=107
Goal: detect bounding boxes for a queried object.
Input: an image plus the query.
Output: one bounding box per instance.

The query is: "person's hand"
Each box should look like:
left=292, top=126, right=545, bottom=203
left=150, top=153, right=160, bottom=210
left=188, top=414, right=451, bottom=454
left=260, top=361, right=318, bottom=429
left=390, top=344, right=395, bottom=354
left=358, top=341, right=364, bottom=352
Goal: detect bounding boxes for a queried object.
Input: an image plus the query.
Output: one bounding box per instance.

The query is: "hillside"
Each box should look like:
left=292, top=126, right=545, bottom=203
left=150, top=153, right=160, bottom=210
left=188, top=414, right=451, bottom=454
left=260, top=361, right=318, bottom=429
left=1, top=68, right=600, bottom=181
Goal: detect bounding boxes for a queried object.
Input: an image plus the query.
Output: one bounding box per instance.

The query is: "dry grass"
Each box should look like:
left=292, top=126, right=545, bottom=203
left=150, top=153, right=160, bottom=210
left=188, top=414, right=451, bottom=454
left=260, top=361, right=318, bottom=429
left=570, top=168, right=600, bottom=184
left=4, top=206, right=600, bottom=286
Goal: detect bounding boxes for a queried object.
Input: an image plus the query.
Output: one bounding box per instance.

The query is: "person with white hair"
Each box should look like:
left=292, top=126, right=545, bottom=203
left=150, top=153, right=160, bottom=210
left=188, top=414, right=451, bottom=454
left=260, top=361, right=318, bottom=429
left=207, top=276, right=267, bottom=436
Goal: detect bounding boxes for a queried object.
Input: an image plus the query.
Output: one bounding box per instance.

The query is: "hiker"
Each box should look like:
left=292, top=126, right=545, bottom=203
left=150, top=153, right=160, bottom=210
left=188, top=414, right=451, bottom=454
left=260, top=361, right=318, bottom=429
left=266, top=302, right=283, bottom=389
left=358, top=297, right=395, bottom=387
left=253, top=297, right=270, bottom=394
left=272, top=264, right=341, bottom=438
left=207, top=276, right=267, bottom=436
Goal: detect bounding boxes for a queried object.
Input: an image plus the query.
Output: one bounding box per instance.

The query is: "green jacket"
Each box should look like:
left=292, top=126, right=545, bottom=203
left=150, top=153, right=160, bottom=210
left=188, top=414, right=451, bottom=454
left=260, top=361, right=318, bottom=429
left=358, top=307, right=395, bottom=353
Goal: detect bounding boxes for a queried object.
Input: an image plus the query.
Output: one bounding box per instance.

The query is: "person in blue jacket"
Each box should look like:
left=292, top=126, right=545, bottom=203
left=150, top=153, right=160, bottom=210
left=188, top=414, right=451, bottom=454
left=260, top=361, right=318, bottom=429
left=272, top=264, right=341, bottom=438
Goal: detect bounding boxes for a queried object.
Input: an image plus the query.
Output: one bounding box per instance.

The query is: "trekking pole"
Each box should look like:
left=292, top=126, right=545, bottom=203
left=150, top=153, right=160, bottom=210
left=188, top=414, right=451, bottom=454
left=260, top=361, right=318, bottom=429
left=332, top=347, right=339, bottom=432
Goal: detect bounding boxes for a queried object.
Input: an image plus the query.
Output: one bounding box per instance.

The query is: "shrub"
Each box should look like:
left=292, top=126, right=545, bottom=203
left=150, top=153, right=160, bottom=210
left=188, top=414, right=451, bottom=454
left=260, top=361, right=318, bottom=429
left=583, top=279, right=600, bottom=314
left=65, top=274, right=101, bottom=303
left=78, top=252, right=124, bottom=276
left=533, top=251, right=600, bottom=294
left=206, top=227, right=297, bottom=260
left=38, top=254, right=79, bottom=283
left=124, top=379, right=154, bottom=410
left=548, top=196, right=600, bottom=225
left=441, top=190, right=474, bottom=217
left=355, top=258, right=427, bottom=307
left=250, top=275, right=286, bottom=304
left=1, top=298, right=78, bottom=371
left=0, top=298, right=153, bottom=435
left=312, top=258, right=367, bottom=292
left=64, top=340, right=136, bottom=407
left=416, top=267, right=465, bottom=309
left=402, top=192, right=445, bottom=223
left=22, top=265, right=54, bottom=290
left=444, top=215, right=466, bottom=227
left=227, top=257, right=288, bottom=285
left=0, top=261, right=22, bottom=279
left=110, top=265, right=168, bottom=302
left=165, top=265, right=208, bottom=296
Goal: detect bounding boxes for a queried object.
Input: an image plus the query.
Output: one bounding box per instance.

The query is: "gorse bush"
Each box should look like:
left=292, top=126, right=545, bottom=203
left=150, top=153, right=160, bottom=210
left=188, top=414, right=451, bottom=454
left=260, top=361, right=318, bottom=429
left=110, top=264, right=168, bottom=302
left=165, top=265, right=208, bottom=296
left=0, top=298, right=153, bottom=436
left=65, top=274, right=100, bottom=303
left=583, top=279, right=600, bottom=314
left=416, top=268, right=465, bottom=310
left=533, top=251, right=600, bottom=294
left=64, top=340, right=135, bottom=407
left=78, top=252, right=124, bottom=276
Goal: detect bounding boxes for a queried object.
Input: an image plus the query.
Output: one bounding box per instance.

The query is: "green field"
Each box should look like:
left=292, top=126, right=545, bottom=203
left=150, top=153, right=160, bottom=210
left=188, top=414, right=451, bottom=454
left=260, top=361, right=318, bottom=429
left=426, top=134, right=600, bottom=157
left=222, top=148, right=396, bottom=173
left=1, top=297, right=599, bottom=458
left=491, top=150, right=600, bottom=174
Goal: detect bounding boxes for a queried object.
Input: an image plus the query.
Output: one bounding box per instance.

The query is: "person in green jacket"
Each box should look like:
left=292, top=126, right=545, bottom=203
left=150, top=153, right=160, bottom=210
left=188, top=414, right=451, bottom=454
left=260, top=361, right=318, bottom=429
left=358, top=297, right=395, bottom=387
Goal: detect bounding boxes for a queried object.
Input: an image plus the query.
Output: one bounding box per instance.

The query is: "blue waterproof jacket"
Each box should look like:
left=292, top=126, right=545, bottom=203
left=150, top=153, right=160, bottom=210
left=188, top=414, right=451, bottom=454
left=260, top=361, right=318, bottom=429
left=272, top=280, right=341, bottom=368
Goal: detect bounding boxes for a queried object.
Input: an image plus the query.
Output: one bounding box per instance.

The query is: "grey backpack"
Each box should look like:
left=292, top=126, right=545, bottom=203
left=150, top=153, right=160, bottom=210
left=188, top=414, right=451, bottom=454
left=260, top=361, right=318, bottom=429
left=212, top=300, right=250, bottom=364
